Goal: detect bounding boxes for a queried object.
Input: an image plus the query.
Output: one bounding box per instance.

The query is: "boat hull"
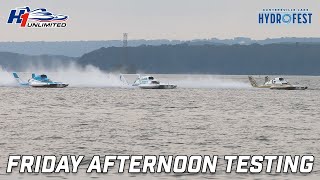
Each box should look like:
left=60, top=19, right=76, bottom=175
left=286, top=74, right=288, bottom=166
left=138, top=84, right=161, bottom=89
left=270, top=86, right=307, bottom=90
left=159, top=84, right=177, bottom=89
left=138, top=84, right=177, bottom=89
left=31, top=84, right=69, bottom=88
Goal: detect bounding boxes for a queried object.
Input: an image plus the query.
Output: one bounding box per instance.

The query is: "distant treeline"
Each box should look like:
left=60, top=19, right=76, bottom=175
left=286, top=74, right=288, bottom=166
left=1, top=43, right=320, bottom=75
left=1, top=37, right=320, bottom=57
left=78, top=43, right=320, bottom=75
left=0, top=52, right=76, bottom=71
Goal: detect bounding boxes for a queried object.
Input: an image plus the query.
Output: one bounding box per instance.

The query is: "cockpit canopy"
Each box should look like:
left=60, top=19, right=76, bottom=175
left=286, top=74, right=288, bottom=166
left=140, top=76, right=154, bottom=81
left=33, top=74, right=52, bottom=82
left=271, top=77, right=288, bottom=85
left=40, top=74, right=48, bottom=79
left=133, top=76, right=160, bottom=85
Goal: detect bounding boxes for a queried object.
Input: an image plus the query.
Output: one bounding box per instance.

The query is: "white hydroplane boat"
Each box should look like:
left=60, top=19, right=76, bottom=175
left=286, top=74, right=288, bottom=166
left=248, top=76, right=307, bottom=90
left=121, top=74, right=177, bottom=89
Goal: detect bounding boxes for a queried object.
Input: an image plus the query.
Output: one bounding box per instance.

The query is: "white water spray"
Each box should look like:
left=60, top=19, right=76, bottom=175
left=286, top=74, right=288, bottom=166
left=0, top=66, right=17, bottom=86
left=27, top=63, right=125, bottom=88
left=169, top=75, right=251, bottom=89
left=1, top=63, right=251, bottom=89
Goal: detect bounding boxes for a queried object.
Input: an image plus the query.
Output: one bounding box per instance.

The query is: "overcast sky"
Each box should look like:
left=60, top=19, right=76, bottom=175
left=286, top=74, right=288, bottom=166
left=0, top=0, right=319, bottom=41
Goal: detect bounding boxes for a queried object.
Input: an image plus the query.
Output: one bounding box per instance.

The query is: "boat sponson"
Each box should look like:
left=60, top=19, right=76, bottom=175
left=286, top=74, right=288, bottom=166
left=270, top=86, right=307, bottom=90
left=32, top=84, right=69, bottom=88
left=159, top=84, right=177, bottom=89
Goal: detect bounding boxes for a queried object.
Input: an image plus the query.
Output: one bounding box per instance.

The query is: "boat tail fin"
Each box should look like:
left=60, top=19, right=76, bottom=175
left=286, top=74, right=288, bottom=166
left=13, top=72, right=19, bottom=79
left=120, top=74, right=129, bottom=85
left=248, top=76, right=258, bottom=87
left=12, top=72, right=28, bottom=86
left=265, top=76, right=270, bottom=83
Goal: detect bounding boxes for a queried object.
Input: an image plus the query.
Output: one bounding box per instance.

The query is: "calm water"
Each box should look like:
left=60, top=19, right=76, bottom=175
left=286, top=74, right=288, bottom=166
left=0, top=75, right=319, bottom=179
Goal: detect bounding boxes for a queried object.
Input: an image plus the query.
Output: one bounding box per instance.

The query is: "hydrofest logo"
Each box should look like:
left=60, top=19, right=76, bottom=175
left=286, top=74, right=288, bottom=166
left=258, top=8, right=312, bottom=24
left=7, top=6, right=68, bottom=28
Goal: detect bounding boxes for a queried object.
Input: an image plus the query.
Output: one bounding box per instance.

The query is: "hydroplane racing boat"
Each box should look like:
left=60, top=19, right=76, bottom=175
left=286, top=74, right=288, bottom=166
left=120, top=74, right=177, bottom=89
left=13, top=73, right=68, bottom=88
left=248, top=76, right=307, bottom=90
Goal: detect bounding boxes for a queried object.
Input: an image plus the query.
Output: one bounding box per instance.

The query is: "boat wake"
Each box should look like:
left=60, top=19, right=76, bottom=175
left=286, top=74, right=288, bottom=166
left=0, top=64, right=125, bottom=88
left=1, top=64, right=250, bottom=89
left=47, top=63, right=124, bottom=87
left=171, top=76, right=251, bottom=89
left=0, top=66, right=17, bottom=86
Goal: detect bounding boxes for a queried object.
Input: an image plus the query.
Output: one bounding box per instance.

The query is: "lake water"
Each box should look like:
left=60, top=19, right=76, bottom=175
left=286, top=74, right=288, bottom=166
left=0, top=75, right=319, bottom=179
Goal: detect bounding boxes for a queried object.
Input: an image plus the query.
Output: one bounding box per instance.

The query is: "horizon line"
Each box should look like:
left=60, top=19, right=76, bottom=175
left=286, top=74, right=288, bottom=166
left=1, top=36, right=320, bottom=43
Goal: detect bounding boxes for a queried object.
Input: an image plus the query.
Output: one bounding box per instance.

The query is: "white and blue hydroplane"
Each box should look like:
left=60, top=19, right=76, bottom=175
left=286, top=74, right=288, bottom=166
left=13, top=73, right=68, bottom=88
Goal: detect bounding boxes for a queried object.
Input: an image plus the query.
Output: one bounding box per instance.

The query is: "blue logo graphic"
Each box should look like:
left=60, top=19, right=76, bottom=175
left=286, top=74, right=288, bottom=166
left=258, top=8, right=312, bottom=24
left=7, top=6, right=68, bottom=28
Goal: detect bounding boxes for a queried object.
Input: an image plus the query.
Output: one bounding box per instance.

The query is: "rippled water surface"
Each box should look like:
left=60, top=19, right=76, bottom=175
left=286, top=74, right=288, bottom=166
left=0, top=75, right=319, bottom=179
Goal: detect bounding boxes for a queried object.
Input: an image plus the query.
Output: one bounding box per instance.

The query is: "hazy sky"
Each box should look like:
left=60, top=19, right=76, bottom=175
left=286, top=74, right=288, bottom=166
left=0, top=0, right=319, bottom=41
